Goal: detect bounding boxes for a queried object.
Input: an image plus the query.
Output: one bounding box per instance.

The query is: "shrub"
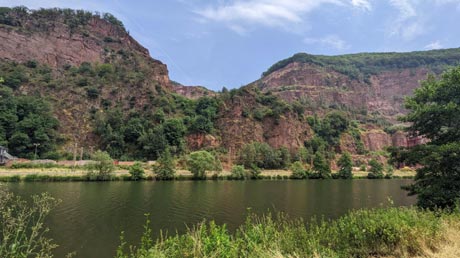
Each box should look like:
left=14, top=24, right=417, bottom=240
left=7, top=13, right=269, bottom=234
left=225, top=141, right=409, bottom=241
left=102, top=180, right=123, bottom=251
left=153, top=148, right=175, bottom=180
left=86, top=150, right=115, bottom=180
left=129, top=162, right=145, bottom=181
left=230, top=165, right=246, bottom=180
left=290, top=161, right=308, bottom=179
left=337, top=152, right=353, bottom=179
left=368, top=159, right=384, bottom=179
left=187, top=151, right=221, bottom=179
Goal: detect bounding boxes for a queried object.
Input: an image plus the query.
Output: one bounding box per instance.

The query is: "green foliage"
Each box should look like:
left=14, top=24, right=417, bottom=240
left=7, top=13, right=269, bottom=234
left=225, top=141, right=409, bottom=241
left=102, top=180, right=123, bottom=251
left=153, top=148, right=175, bottom=180
left=290, top=161, right=309, bottom=179
left=263, top=49, right=460, bottom=81
left=230, top=165, right=247, bottom=180
left=10, top=162, right=61, bottom=169
left=0, top=87, right=59, bottom=158
left=0, top=7, right=125, bottom=31
left=86, top=150, right=115, bottom=180
left=309, top=111, right=350, bottom=147
left=390, top=67, right=460, bottom=209
left=187, top=151, right=221, bottom=179
left=312, top=153, right=331, bottom=179
left=338, top=152, right=353, bottom=179
left=238, top=142, right=291, bottom=170
left=116, top=206, right=450, bottom=258
left=368, top=159, right=384, bottom=179
left=0, top=188, right=60, bottom=258
left=129, top=162, right=145, bottom=181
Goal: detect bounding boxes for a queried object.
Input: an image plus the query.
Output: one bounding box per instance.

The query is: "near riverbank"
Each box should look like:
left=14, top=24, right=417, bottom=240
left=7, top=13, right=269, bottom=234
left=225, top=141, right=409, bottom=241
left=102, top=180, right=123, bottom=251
left=0, top=166, right=415, bottom=182
left=115, top=206, right=460, bottom=258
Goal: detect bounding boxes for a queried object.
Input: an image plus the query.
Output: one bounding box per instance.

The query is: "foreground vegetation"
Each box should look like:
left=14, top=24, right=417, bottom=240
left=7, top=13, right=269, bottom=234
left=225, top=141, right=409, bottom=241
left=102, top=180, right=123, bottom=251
left=117, top=206, right=459, bottom=258
left=1, top=186, right=458, bottom=258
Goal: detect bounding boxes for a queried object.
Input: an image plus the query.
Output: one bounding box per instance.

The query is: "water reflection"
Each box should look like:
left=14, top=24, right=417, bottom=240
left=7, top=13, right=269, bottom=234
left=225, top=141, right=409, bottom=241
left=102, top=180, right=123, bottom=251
left=6, top=179, right=415, bottom=258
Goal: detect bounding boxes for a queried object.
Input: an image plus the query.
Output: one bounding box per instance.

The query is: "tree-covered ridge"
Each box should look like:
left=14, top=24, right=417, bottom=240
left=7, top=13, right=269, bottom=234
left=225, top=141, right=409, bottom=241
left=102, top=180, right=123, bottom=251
left=0, top=6, right=125, bottom=31
left=263, top=48, right=460, bottom=81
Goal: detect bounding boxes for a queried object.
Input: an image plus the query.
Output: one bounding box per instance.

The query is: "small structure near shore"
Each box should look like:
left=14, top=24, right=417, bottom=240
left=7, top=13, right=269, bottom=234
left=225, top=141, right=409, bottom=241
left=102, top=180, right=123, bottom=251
left=0, top=146, right=15, bottom=165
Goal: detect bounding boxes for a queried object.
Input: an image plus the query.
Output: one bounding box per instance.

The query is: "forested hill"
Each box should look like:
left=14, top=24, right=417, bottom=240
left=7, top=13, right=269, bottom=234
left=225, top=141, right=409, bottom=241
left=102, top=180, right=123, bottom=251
left=263, top=48, right=460, bottom=80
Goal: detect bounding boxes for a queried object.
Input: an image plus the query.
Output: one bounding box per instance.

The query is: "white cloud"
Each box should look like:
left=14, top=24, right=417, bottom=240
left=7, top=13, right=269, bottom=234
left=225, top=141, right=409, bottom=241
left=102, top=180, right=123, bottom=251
left=195, top=0, right=376, bottom=33
left=425, top=40, right=443, bottom=50
left=386, top=0, right=427, bottom=41
left=304, top=35, right=350, bottom=50
left=351, top=0, right=372, bottom=11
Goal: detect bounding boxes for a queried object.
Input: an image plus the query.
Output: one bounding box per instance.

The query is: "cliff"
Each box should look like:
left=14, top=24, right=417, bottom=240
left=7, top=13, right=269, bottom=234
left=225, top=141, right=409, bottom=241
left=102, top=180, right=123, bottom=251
left=0, top=6, right=451, bottom=160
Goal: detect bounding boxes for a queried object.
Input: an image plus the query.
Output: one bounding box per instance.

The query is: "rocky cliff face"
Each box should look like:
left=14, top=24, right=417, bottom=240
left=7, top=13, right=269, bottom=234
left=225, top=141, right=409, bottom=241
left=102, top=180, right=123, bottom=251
left=0, top=8, right=173, bottom=150
left=257, top=62, right=431, bottom=122
left=249, top=50, right=460, bottom=152
left=0, top=8, right=170, bottom=86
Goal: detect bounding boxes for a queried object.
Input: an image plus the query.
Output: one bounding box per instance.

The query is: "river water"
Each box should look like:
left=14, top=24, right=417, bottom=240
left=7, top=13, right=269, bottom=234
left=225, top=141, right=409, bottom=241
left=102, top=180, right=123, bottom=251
left=6, top=179, right=415, bottom=258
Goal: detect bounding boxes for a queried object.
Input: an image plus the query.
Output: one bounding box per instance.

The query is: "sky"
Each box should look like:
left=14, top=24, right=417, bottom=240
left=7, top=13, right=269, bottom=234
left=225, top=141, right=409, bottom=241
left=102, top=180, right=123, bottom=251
left=1, top=1, right=460, bottom=90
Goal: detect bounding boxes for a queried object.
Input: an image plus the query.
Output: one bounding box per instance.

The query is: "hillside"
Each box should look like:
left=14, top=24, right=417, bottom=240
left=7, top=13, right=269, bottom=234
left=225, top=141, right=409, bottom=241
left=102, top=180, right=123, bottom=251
left=0, top=6, right=456, bottom=165
left=257, top=50, right=460, bottom=121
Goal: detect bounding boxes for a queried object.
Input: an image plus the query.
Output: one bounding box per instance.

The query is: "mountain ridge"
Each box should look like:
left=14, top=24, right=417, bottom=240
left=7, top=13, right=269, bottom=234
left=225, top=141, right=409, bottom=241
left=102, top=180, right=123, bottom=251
left=0, top=6, right=452, bottom=164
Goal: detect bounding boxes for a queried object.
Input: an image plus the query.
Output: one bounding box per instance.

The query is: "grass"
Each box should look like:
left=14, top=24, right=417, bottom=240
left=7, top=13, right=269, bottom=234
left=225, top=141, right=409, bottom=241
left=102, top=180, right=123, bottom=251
left=116, top=207, right=459, bottom=258
left=0, top=167, right=415, bottom=182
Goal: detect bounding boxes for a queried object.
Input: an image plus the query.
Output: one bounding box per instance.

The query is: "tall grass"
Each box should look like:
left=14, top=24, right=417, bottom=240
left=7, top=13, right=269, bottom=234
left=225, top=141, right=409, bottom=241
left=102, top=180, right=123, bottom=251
left=116, top=207, right=451, bottom=258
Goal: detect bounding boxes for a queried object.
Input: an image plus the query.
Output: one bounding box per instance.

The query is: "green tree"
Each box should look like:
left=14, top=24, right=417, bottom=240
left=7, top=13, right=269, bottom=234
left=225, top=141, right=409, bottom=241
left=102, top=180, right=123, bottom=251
left=391, top=68, right=460, bottom=209
left=87, top=150, right=115, bottom=180
left=138, top=126, right=167, bottom=160
left=129, top=162, right=145, bottom=181
left=338, top=152, right=353, bottom=179
left=230, top=165, right=247, bottom=180
left=367, top=159, right=384, bottom=179
left=290, top=161, right=308, bottom=179
left=153, top=148, right=175, bottom=180
left=187, top=151, right=221, bottom=179
left=313, top=153, right=331, bottom=179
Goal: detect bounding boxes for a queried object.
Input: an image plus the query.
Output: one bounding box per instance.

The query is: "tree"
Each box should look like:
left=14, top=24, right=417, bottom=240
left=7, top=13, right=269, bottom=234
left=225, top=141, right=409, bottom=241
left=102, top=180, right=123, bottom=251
left=129, top=162, right=145, bottom=181
left=338, top=152, right=353, bottom=179
left=391, top=68, right=460, bottom=209
left=367, top=159, right=384, bottom=179
left=290, top=161, right=308, bottom=179
left=153, top=148, right=175, bottom=180
left=187, top=151, right=221, bottom=179
left=313, top=153, right=331, bottom=179
left=138, top=126, right=167, bottom=160
left=87, top=150, right=115, bottom=180
left=230, top=165, right=247, bottom=180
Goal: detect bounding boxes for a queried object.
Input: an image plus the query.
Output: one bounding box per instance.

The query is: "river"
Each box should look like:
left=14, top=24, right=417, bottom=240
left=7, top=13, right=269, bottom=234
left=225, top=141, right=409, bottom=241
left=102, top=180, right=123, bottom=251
left=6, top=179, right=415, bottom=258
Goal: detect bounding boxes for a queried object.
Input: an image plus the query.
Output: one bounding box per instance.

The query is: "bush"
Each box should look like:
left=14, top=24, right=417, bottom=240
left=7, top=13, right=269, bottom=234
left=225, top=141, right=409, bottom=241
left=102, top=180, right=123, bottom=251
left=290, top=161, right=308, bottom=179
left=187, top=151, right=221, bottom=179
left=86, top=150, right=115, bottom=180
left=153, top=148, right=175, bottom=180
left=129, top=162, right=145, bottom=181
left=230, top=165, right=246, bottom=180
left=248, top=165, right=261, bottom=179
left=368, top=158, right=384, bottom=179
left=337, top=152, right=353, bottom=179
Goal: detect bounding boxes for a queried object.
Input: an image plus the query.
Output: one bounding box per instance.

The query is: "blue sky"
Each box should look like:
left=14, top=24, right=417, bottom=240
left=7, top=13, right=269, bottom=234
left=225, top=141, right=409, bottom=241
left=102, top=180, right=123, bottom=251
left=1, top=0, right=460, bottom=90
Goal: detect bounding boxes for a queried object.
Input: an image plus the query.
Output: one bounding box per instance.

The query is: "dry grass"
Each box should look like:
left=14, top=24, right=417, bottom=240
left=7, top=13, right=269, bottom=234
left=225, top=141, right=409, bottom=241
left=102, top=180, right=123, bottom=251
left=0, top=167, right=415, bottom=179
left=419, top=220, right=460, bottom=258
